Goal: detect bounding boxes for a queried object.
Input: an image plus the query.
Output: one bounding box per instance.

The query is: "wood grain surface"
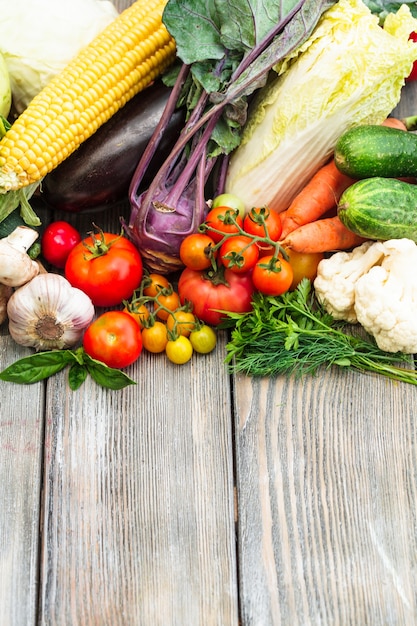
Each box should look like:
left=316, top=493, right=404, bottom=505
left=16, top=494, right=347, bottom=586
left=232, top=80, right=417, bottom=626
left=0, top=2, right=417, bottom=623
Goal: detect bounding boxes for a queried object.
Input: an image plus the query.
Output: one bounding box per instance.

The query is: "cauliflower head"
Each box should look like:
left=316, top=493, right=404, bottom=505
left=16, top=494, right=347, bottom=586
left=314, top=240, right=386, bottom=323
left=354, top=238, right=417, bottom=353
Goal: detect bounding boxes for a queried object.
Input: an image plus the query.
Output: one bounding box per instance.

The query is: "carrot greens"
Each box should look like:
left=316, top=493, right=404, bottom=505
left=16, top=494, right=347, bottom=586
left=225, top=279, right=417, bottom=385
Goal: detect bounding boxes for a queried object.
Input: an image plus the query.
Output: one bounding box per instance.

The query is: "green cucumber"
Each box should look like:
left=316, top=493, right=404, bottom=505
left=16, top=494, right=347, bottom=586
left=334, top=125, right=417, bottom=179
left=337, top=177, right=417, bottom=241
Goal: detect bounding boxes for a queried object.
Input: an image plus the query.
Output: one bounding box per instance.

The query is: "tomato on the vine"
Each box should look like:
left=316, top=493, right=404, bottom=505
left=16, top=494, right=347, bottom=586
left=165, top=335, right=193, bottom=364
left=243, top=207, right=282, bottom=242
left=166, top=310, right=196, bottom=337
left=143, top=273, right=170, bottom=297
left=219, top=235, right=259, bottom=273
left=154, top=289, right=181, bottom=321
left=179, top=233, right=216, bottom=270
left=83, top=311, right=142, bottom=369
left=65, top=230, right=143, bottom=307
left=178, top=266, right=254, bottom=326
left=204, top=206, right=243, bottom=243
left=189, top=325, right=217, bottom=354
left=142, top=321, right=168, bottom=353
left=252, top=255, right=293, bottom=296
left=123, top=302, right=150, bottom=329
left=41, top=221, right=81, bottom=269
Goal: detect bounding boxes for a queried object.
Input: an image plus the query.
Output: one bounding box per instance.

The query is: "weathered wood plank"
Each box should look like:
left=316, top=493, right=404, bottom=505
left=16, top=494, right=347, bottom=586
left=39, top=331, right=238, bottom=625
left=234, top=369, right=417, bottom=625
left=233, top=80, right=417, bottom=626
left=0, top=333, right=45, bottom=626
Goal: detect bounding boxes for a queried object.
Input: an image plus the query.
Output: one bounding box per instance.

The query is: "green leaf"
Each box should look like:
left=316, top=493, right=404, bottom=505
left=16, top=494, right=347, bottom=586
left=218, top=0, right=301, bottom=52
left=163, top=0, right=225, bottom=64
left=0, top=183, right=41, bottom=226
left=362, top=0, right=417, bottom=23
left=223, top=0, right=335, bottom=103
left=68, top=362, right=88, bottom=391
left=0, top=350, right=75, bottom=384
left=83, top=354, right=136, bottom=390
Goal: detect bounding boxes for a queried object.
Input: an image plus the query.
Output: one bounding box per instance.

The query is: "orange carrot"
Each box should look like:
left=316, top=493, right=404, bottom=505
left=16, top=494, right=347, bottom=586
left=280, top=159, right=356, bottom=239
left=281, top=215, right=367, bottom=254
left=381, top=117, right=407, bottom=130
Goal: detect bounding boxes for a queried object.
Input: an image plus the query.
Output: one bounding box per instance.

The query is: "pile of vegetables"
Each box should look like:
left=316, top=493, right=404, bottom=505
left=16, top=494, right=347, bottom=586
left=2, top=0, right=417, bottom=391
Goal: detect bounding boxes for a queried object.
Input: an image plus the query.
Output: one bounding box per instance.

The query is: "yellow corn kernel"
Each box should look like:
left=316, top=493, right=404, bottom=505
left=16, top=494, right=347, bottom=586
left=0, top=0, right=176, bottom=192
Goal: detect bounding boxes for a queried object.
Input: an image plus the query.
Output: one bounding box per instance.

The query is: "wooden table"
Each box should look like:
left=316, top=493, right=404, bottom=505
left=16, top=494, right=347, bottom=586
left=1, top=19, right=417, bottom=625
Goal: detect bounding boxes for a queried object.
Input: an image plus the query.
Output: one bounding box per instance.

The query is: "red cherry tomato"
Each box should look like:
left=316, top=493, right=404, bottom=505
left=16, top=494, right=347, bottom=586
left=204, top=206, right=243, bottom=243
left=243, top=206, right=282, bottom=241
left=179, top=233, right=216, bottom=270
left=252, top=255, right=293, bottom=296
left=65, top=230, right=143, bottom=307
left=219, top=235, right=259, bottom=273
left=41, top=221, right=82, bottom=269
left=83, top=311, right=142, bottom=369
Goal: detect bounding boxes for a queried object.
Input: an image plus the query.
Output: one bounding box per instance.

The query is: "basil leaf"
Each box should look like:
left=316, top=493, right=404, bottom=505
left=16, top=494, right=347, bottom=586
left=83, top=355, right=136, bottom=390
left=0, top=350, right=75, bottom=384
left=68, top=362, right=88, bottom=391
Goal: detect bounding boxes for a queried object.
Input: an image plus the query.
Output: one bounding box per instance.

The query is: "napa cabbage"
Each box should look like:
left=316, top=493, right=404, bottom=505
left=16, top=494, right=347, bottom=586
left=0, top=53, right=11, bottom=119
left=0, top=0, right=118, bottom=113
left=225, top=0, right=417, bottom=212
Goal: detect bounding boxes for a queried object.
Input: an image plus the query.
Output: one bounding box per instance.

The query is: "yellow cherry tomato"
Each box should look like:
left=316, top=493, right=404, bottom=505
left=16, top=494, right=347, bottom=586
left=189, top=325, right=217, bottom=354
left=166, top=310, right=196, bottom=337
left=165, top=336, right=193, bottom=364
left=141, top=321, right=168, bottom=353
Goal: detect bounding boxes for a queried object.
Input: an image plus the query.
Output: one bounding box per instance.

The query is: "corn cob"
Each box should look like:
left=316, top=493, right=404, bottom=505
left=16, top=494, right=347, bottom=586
left=0, top=0, right=176, bottom=193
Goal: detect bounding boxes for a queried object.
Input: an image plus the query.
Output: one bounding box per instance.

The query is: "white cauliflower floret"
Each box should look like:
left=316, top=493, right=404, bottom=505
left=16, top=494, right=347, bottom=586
left=354, top=238, right=417, bottom=353
left=314, top=240, right=386, bottom=322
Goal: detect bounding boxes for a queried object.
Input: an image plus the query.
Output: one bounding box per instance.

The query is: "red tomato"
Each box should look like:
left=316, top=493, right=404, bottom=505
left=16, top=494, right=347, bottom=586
left=252, top=255, right=293, bottom=296
left=219, top=235, right=259, bottom=273
left=83, top=311, right=143, bottom=369
left=204, top=206, right=243, bottom=243
left=178, top=266, right=254, bottom=326
left=407, top=32, right=417, bottom=81
left=65, top=231, right=143, bottom=307
left=243, top=207, right=282, bottom=241
left=41, top=221, right=81, bottom=269
left=179, top=233, right=216, bottom=270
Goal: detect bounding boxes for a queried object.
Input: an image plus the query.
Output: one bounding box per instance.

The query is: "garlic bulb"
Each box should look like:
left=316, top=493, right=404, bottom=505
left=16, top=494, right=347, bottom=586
left=7, top=273, right=95, bottom=350
left=0, top=283, right=13, bottom=326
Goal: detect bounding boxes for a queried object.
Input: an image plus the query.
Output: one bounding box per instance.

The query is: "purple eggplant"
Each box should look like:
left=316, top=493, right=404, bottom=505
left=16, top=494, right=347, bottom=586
left=40, top=80, right=184, bottom=213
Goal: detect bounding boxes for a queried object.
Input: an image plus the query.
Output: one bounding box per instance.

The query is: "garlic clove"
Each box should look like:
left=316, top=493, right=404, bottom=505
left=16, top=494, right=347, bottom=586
left=7, top=273, right=95, bottom=350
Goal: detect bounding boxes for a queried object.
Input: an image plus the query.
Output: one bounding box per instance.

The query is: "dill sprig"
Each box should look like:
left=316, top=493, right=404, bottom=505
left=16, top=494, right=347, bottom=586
left=225, top=279, right=417, bottom=384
